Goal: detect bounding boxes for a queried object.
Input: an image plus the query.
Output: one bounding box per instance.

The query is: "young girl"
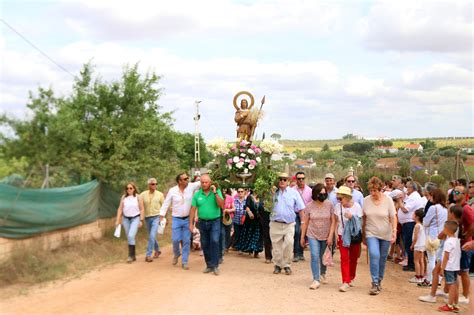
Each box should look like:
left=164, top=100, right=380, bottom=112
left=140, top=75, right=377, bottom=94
left=410, top=209, right=426, bottom=283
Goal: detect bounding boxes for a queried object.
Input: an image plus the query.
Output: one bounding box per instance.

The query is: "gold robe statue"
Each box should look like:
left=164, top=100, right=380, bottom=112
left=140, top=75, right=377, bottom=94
left=233, top=91, right=255, bottom=142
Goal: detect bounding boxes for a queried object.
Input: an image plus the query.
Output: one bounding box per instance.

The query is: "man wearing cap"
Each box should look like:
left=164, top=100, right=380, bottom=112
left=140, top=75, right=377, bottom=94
left=160, top=172, right=201, bottom=270
left=325, top=173, right=339, bottom=206
left=292, top=171, right=312, bottom=262
left=270, top=173, right=306, bottom=275
left=141, top=178, right=165, bottom=262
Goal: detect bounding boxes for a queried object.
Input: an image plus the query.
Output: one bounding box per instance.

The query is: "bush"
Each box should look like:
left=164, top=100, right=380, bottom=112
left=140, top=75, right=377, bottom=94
left=430, top=174, right=446, bottom=187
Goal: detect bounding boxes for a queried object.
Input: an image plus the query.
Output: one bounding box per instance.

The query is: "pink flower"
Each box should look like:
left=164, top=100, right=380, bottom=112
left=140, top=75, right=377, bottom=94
left=240, top=140, right=248, bottom=147
left=227, top=158, right=232, bottom=165
left=240, top=149, right=245, bottom=152
left=231, top=145, right=237, bottom=152
left=249, top=160, right=257, bottom=166
left=251, top=145, right=257, bottom=150
left=255, top=148, right=262, bottom=154
left=239, top=158, right=245, bottom=163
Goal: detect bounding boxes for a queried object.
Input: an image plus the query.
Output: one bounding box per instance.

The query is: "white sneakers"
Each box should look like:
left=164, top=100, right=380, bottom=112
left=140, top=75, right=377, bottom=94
left=445, top=295, right=469, bottom=304
left=408, top=277, right=422, bottom=283
left=435, top=290, right=448, bottom=298
left=418, top=294, right=436, bottom=303
left=320, top=274, right=328, bottom=284
left=339, top=283, right=350, bottom=292
left=309, top=280, right=321, bottom=290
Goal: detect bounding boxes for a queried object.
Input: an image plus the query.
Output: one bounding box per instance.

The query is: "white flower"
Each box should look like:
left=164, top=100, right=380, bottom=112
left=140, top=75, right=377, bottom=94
left=248, top=164, right=255, bottom=170
left=260, top=139, right=283, bottom=154
left=240, top=153, right=246, bottom=157
left=227, top=165, right=232, bottom=170
left=236, top=162, right=243, bottom=169
left=207, top=137, right=229, bottom=156
left=233, top=156, right=239, bottom=163
left=256, top=157, right=261, bottom=163
left=247, top=149, right=255, bottom=154
left=245, top=158, right=250, bottom=163
left=244, top=168, right=249, bottom=174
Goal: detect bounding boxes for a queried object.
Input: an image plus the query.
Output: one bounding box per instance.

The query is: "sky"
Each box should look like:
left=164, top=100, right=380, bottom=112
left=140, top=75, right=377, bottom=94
left=0, top=0, right=473, bottom=141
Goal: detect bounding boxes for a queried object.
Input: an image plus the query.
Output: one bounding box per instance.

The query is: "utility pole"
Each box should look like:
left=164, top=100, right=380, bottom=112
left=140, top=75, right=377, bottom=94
left=41, top=126, right=50, bottom=189
left=194, top=100, right=202, bottom=168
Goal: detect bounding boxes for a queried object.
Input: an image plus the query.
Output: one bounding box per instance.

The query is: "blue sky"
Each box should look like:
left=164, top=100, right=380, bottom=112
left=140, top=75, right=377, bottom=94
left=1, top=0, right=472, bottom=141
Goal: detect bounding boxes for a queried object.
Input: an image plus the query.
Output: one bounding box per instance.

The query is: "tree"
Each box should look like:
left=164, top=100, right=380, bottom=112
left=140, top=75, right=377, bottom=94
left=270, top=133, right=281, bottom=141
left=419, top=155, right=429, bottom=166
left=0, top=63, right=197, bottom=189
left=342, top=133, right=356, bottom=140
left=342, top=142, right=374, bottom=154
left=431, top=155, right=441, bottom=164
left=397, top=158, right=410, bottom=177
left=420, top=139, right=436, bottom=150
left=322, top=143, right=330, bottom=152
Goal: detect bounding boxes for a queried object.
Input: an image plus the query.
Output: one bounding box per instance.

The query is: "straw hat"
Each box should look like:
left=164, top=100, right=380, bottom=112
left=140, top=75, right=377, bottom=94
left=337, top=186, right=352, bottom=197
left=278, top=172, right=289, bottom=178
left=222, top=212, right=232, bottom=226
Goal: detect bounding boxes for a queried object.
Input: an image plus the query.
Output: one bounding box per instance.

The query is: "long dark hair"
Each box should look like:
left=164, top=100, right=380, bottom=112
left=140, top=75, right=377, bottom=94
left=123, top=182, right=139, bottom=197
left=311, top=183, right=325, bottom=201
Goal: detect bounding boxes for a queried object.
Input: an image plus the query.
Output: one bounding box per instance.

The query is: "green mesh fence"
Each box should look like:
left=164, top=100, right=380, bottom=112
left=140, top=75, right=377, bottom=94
left=0, top=180, right=120, bottom=239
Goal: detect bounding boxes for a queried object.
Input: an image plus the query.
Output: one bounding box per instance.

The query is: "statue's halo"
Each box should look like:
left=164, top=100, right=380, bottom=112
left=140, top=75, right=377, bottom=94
left=233, top=91, right=254, bottom=110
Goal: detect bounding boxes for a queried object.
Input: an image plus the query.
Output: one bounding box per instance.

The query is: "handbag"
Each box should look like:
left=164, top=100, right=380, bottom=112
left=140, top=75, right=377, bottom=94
left=425, top=205, right=441, bottom=253
left=322, top=246, right=334, bottom=266
left=339, top=204, right=362, bottom=244
left=114, top=224, right=121, bottom=238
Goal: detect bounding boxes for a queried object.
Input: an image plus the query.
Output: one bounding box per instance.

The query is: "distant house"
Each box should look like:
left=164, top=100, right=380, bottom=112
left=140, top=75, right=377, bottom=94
left=375, top=146, right=399, bottom=154
left=461, top=148, right=474, bottom=154
left=293, top=159, right=316, bottom=169
left=404, top=143, right=423, bottom=152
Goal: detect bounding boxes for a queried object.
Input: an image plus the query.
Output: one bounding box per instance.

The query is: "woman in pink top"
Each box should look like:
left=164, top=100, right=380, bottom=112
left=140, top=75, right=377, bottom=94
left=221, top=188, right=235, bottom=252
left=300, top=183, right=336, bottom=290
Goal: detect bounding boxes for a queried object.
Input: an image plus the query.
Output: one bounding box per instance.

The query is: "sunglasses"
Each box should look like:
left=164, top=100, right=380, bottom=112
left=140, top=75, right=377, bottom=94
left=296, top=177, right=305, bottom=181
left=346, top=180, right=355, bottom=183
left=237, top=190, right=244, bottom=193
left=127, top=187, right=134, bottom=190
left=149, top=183, right=157, bottom=186
left=453, top=190, right=462, bottom=195
left=279, top=178, right=288, bottom=182
left=181, top=177, right=189, bottom=181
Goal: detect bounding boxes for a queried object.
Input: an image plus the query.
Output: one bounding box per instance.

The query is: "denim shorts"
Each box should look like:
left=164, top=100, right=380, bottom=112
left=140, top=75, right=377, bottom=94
left=460, top=249, right=473, bottom=271
left=444, top=270, right=458, bottom=284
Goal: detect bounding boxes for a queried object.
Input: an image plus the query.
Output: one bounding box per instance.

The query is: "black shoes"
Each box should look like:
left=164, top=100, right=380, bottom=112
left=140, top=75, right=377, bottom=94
left=284, top=267, right=292, bottom=275
left=273, top=266, right=282, bottom=274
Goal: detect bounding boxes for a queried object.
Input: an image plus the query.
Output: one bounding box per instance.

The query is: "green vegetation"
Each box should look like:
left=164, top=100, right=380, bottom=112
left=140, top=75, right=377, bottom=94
left=0, top=63, right=211, bottom=190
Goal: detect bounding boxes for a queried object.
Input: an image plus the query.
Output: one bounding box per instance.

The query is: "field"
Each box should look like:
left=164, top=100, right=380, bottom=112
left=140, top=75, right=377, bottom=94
left=281, top=137, right=474, bottom=153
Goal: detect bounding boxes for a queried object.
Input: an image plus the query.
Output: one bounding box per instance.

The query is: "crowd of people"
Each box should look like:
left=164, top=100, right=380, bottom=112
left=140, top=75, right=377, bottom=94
left=115, top=172, right=474, bottom=312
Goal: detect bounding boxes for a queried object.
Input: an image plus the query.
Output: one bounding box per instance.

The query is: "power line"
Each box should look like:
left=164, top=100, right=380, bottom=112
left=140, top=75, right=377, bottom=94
left=1, top=18, right=75, bottom=78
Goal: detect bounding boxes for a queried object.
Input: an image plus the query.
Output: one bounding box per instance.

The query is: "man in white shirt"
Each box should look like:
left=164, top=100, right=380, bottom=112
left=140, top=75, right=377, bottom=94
left=395, top=181, right=424, bottom=272
left=325, top=173, right=338, bottom=206
left=160, top=173, right=201, bottom=270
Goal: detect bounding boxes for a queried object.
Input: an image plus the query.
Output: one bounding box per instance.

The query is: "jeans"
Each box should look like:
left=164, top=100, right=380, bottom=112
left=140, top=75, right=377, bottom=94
left=172, top=216, right=191, bottom=264
left=401, top=222, right=415, bottom=268
left=198, top=218, right=221, bottom=269
left=293, top=215, right=304, bottom=258
left=308, top=238, right=326, bottom=281
left=144, top=216, right=160, bottom=257
left=231, top=223, right=243, bottom=248
left=338, top=235, right=361, bottom=284
left=122, top=216, right=140, bottom=245
left=366, top=237, right=391, bottom=284
left=221, top=223, right=232, bottom=252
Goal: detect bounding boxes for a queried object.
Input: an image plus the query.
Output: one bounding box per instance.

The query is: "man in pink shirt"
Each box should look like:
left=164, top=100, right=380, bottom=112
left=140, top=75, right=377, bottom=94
left=292, top=171, right=312, bottom=262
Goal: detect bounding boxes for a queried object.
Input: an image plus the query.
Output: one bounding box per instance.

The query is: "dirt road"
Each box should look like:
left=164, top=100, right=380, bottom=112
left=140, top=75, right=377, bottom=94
left=1, top=246, right=466, bottom=314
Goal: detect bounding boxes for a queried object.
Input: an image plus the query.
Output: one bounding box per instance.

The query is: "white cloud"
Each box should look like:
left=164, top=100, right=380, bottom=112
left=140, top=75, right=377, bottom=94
left=359, top=0, right=473, bottom=53
left=57, top=0, right=346, bottom=40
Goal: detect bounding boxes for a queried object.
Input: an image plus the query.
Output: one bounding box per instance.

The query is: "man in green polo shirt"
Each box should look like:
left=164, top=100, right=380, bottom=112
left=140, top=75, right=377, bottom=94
left=189, top=174, right=224, bottom=275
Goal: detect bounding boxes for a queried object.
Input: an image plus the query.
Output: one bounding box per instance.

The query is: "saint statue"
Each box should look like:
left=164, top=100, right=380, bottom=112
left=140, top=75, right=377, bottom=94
left=233, top=91, right=255, bottom=142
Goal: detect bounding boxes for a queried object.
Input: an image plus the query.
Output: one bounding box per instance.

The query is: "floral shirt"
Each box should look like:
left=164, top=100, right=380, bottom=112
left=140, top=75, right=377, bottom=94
left=304, top=200, right=334, bottom=240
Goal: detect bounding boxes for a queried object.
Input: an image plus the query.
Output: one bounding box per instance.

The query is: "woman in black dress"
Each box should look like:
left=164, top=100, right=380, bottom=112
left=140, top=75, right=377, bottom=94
left=235, top=191, right=264, bottom=257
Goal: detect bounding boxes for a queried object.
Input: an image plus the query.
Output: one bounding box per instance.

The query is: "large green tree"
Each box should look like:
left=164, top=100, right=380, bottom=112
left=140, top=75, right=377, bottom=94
left=0, top=64, right=201, bottom=189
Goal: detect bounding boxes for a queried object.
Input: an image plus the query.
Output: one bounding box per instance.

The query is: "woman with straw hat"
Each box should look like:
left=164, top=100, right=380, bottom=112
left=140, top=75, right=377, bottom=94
left=335, top=185, right=363, bottom=292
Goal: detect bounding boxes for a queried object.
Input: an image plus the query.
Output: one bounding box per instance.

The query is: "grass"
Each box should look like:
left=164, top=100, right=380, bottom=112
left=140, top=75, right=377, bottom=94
left=0, top=225, right=171, bottom=291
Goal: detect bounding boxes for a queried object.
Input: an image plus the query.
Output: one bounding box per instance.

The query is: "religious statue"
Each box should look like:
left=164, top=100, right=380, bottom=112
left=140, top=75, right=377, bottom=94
left=233, top=91, right=265, bottom=142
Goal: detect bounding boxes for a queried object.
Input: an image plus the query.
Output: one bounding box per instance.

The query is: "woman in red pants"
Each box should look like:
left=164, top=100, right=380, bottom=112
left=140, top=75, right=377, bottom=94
left=335, top=186, right=363, bottom=292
